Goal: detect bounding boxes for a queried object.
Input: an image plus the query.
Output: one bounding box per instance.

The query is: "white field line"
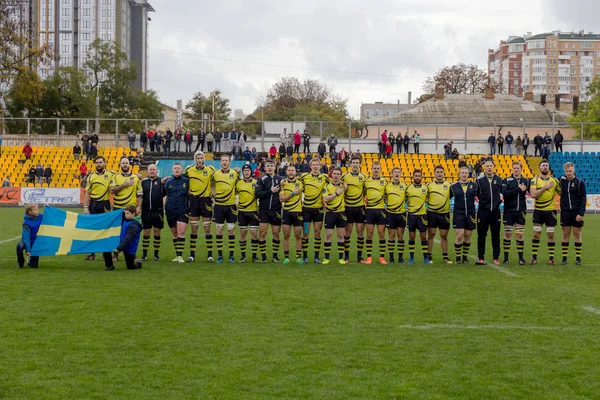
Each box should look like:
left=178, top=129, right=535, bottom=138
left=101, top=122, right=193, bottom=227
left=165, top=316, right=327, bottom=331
left=582, top=306, right=600, bottom=316
left=398, top=324, right=579, bottom=331
left=433, top=238, right=518, bottom=277
left=0, top=236, right=21, bottom=245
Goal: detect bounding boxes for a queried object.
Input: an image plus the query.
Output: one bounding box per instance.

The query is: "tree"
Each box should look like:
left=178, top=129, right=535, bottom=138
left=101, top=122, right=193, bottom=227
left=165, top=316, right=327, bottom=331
left=568, top=76, right=600, bottom=139
left=418, top=63, right=502, bottom=103
left=186, top=90, right=231, bottom=122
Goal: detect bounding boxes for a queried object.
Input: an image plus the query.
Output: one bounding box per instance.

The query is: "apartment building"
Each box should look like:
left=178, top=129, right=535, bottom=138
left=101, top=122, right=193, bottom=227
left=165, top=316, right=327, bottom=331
left=34, top=0, right=154, bottom=91
left=489, top=31, right=600, bottom=102
left=360, top=102, right=411, bottom=121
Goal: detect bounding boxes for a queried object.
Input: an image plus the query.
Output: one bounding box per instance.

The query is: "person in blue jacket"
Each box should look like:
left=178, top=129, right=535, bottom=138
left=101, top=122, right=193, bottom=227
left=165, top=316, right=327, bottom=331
left=17, top=203, right=43, bottom=268
left=115, top=205, right=143, bottom=270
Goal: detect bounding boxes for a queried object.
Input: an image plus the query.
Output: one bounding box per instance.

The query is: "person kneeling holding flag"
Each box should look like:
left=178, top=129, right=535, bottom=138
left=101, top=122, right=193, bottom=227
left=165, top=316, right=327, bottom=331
left=115, top=205, right=143, bottom=270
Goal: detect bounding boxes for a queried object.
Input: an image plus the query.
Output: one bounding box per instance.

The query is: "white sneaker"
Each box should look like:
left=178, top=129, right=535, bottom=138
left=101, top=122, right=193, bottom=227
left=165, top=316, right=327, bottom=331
left=208, top=256, right=214, bottom=263
left=172, top=256, right=180, bottom=262
left=177, top=256, right=185, bottom=263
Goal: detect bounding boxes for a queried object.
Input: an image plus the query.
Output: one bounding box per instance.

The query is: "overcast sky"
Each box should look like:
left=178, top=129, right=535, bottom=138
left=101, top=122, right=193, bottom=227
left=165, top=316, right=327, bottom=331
left=146, top=0, right=600, bottom=118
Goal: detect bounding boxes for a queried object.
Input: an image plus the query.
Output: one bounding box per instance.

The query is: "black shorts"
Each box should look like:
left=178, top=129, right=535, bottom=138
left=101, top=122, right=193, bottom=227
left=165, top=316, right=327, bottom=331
left=453, top=213, right=477, bottom=231
left=386, top=212, right=407, bottom=229
left=189, top=196, right=212, bottom=219
left=407, top=214, right=428, bottom=232
left=503, top=211, right=526, bottom=226
left=259, top=209, right=282, bottom=226
left=427, top=211, right=451, bottom=230
left=365, top=209, right=386, bottom=225
left=142, top=209, right=164, bottom=229
left=560, top=210, right=584, bottom=228
left=533, top=210, right=558, bottom=227
left=89, top=200, right=111, bottom=215
left=238, top=211, right=259, bottom=228
left=325, top=211, right=347, bottom=229
left=213, top=204, right=238, bottom=224
left=167, top=213, right=189, bottom=228
left=303, top=207, right=324, bottom=223
left=346, top=206, right=366, bottom=224
left=282, top=210, right=303, bottom=227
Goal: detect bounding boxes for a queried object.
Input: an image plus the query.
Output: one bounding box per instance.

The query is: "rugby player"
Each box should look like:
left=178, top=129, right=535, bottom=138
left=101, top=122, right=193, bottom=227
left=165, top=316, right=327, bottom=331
left=341, top=156, right=367, bottom=263
left=211, top=154, right=240, bottom=263
left=361, top=161, right=388, bottom=265
left=405, top=169, right=430, bottom=264
left=451, top=167, right=477, bottom=263
left=321, top=167, right=348, bottom=264
left=236, top=164, right=260, bottom=263
left=475, top=160, right=503, bottom=265
left=140, top=164, right=165, bottom=261
left=299, top=158, right=329, bottom=263
left=426, top=166, right=453, bottom=263
left=501, top=161, right=529, bottom=264
left=279, top=165, right=304, bottom=264
left=385, top=167, right=408, bottom=263
left=164, top=163, right=190, bottom=263
left=256, top=159, right=284, bottom=262
left=559, top=162, right=586, bottom=265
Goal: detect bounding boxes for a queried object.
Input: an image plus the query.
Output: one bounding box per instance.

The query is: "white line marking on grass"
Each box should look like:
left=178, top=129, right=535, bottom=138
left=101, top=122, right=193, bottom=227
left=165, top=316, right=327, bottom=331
left=433, top=238, right=518, bottom=277
left=398, top=324, right=579, bottom=331
left=0, top=236, right=20, bottom=245
left=582, top=306, right=600, bottom=316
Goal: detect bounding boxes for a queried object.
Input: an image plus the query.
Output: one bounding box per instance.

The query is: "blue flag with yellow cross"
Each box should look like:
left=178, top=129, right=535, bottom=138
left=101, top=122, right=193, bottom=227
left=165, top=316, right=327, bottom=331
left=31, top=207, right=123, bottom=256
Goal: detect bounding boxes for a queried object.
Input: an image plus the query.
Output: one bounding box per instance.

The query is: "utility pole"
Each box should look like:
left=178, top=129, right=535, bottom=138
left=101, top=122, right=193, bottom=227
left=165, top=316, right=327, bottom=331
left=211, top=92, right=215, bottom=132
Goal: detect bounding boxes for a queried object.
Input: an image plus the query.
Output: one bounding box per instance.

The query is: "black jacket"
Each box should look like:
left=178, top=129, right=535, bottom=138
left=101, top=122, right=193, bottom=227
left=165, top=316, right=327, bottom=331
left=255, top=173, right=284, bottom=211
left=198, top=132, right=206, bottom=143
left=141, top=176, right=165, bottom=211
left=502, top=176, right=529, bottom=212
left=44, top=167, right=52, bottom=178
left=476, top=174, right=503, bottom=212
left=318, top=143, right=326, bottom=154
left=303, top=133, right=311, bottom=144
left=73, top=145, right=81, bottom=155
left=164, top=175, right=190, bottom=216
left=560, top=176, right=586, bottom=216
left=554, top=132, right=564, bottom=145
left=451, top=181, right=478, bottom=215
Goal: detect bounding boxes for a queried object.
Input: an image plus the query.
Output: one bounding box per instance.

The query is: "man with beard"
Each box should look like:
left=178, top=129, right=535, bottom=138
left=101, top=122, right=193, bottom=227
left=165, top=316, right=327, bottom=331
left=279, top=165, right=304, bottom=264
left=164, top=164, right=190, bottom=263
left=110, top=157, right=142, bottom=260
left=299, top=158, right=329, bottom=263
left=140, top=164, right=166, bottom=261
left=530, top=160, right=561, bottom=264
left=501, top=161, right=529, bottom=265
left=362, top=161, right=389, bottom=264
left=236, top=164, right=260, bottom=263
left=255, top=159, right=284, bottom=262
left=341, top=156, right=367, bottom=263
left=475, top=161, right=503, bottom=265
left=426, top=166, right=453, bottom=263
left=322, top=167, right=348, bottom=264
left=211, top=154, right=240, bottom=263
left=83, top=156, right=116, bottom=270
left=385, top=167, right=408, bottom=263
left=406, top=169, right=430, bottom=264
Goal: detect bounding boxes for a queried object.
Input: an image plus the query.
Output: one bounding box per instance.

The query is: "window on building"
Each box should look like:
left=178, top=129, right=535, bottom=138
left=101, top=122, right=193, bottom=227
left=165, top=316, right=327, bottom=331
left=514, top=62, right=519, bottom=68
left=581, top=42, right=594, bottom=49
left=83, top=20, right=90, bottom=28
left=514, top=79, right=519, bottom=85
left=375, top=109, right=381, bottom=116
left=82, top=33, right=90, bottom=40
left=61, top=20, right=70, bottom=29
left=366, top=110, right=372, bottom=117
left=83, top=8, right=90, bottom=16
left=387, top=110, right=394, bottom=116
left=61, top=8, right=69, bottom=16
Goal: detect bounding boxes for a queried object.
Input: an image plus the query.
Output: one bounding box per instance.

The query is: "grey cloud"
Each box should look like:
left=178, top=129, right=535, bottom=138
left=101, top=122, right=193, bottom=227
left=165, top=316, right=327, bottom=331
left=542, top=0, right=600, bottom=32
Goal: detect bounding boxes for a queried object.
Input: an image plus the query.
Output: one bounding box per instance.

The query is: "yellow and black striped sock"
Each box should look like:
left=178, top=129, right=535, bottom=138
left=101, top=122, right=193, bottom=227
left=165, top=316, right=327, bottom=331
left=454, top=242, right=463, bottom=263
left=337, top=241, right=345, bottom=261
left=397, top=240, right=405, bottom=261
left=251, top=239, right=259, bottom=259
left=575, top=242, right=582, bottom=261
left=240, top=240, right=247, bottom=258
left=409, top=240, right=415, bottom=259
left=296, top=250, right=302, bottom=260
left=206, top=234, right=213, bottom=258
left=302, top=238, right=309, bottom=259
left=503, top=239, right=511, bottom=261
left=142, top=235, right=150, bottom=257
left=314, top=237, right=322, bottom=259
left=177, top=237, right=185, bottom=257
left=561, top=241, right=569, bottom=261
left=387, top=240, right=395, bottom=262
left=420, top=240, right=428, bottom=257
left=442, top=252, right=449, bottom=261
left=216, top=235, right=224, bottom=257
left=366, top=239, right=373, bottom=258
left=378, top=240, right=386, bottom=260
left=172, top=238, right=178, bottom=254
left=324, top=242, right=332, bottom=260
left=228, top=235, right=235, bottom=258
left=344, top=236, right=351, bottom=260
left=532, top=239, right=540, bottom=259
left=273, top=239, right=280, bottom=258
left=190, top=234, right=198, bottom=257
left=548, top=242, right=555, bottom=261
left=259, top=240, right=267, bottom=261
left=516, top=240, right=524, bottom=260
left=357, top=237, right=365, bottom=261
left=463, top=242, right=471, bottom=261
left=284, top=250, right=290, bottom=259
left=153, top=235, right=161, bottom=257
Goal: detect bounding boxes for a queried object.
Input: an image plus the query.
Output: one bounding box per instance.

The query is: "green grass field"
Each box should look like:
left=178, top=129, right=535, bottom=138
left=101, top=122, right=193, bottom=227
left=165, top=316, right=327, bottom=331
left=2, top=207, right=600, bottom=399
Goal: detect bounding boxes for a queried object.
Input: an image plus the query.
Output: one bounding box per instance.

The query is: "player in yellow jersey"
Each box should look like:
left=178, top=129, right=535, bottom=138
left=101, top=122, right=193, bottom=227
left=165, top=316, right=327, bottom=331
left=211, top=153, right=240, bottom=263
left=236, top=164, right=260, bottom=263
left=279, top=165, right=304, bottom=264
left=299, top=158, right=329, bottom=263
left=82, top=156, right=115, bottom=268
left=110, top=157, right=142, bottom=211
left=322, top=167, right=348, bottom=265
left=426, top=166, right=453, bottom=264
left=341, top=156, right=367, bottom=263
left=529, top=159, right=561, bottom=264
left=406, top=169, right=430, bottom=264
left=184, top=151, right=216, bottom=262
left=361, top=161, right=388, bottom=265
left=385, top=167, right=408, bottom=263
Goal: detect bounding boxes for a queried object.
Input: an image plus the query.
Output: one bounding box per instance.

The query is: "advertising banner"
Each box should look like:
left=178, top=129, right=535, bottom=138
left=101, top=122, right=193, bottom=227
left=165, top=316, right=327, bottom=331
left=21, top=188, right=81, bottom=204
left=0, top=187, right=21, bottom=204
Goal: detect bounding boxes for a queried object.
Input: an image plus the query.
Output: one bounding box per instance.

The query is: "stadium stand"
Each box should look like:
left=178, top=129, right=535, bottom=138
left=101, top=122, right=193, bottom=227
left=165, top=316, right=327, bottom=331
left=549, top=152, right=600, bottom=193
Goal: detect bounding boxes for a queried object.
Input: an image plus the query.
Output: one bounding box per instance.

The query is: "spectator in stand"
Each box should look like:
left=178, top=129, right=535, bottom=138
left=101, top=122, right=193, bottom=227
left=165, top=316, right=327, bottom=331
left=44, top=164, right=52, bottom=186
left=338, top=147, right=349, bottom=167
left=488, top=132, right=496, bottom=155
left=413, top=131, right=420, bottom=154
left=286, top=142, right=294, bottom=160
left=173, top=128, right=182, bottom=152
left=378, top=141, right=385, bottom=159
left=214, top=128, right=222, bottom=152
left=269, top=143, right=277, bottom=159
left=330, top=148, right=338, bottom=167
left=458, top=155, right=467, bottom=168
left=395, top=134, right=402, bottom=154
left=497, top=133, right=504, bottom=155
left=35, top=163, right=44, bottom=185
left=250, top=158, right=258, bottom=172
left=28, top=165, right=36, bottom=184
left=293, top=130, right=301, bottom=153
left=278, top=159, right=288, bottom=176
left=389, top=133, right=395, bottom=153
left=73, top=141, right=82, bottom=160
left=302, top=130, right=311, bottom=153
left=318, top=142, right=326, bottom=158
left=253, top=165, right=262, bottom=179
left=127, top=129, right=136, bottom=149
left=91, top=132, right=99, bottom=146
left=278, top=142, right=286, bottom=161
left=251, top=147, right=257, bottom=160
left=140, top=130, right=147, bottom=150
left=474, top=160, right=483, bottom=178
left=163, top=130, right=172, bottom=157
left=443, top=142, right=451, bottom=159
left=541, top=144, right=551, bottom=159
left=381, top=130, right=388, bottom=147
left=450, top=148, right=459, bottom=160
left=385, top=141, right=393, bottom=159
left=554, top=130, right=564, bottom=153
left=515, top=136, right=523, bottom=155
left=403, top=133, right=410, bottom=153
left=231, top=129, right=238, bottom=155
left=320, top=159, right=329, bottom=175
left=300, top=158, right=310, bottom=173
left=184, top=129, right=193, bottom=153
left=222, top=129, right=230, bottom=153
left=148, top=130, right=156, bottom=151
left=196, top=130, right=206, bottom=152
left=244, top=147, right=252, bottom=161
left=205, top=131, right=214, bottom=152
left=523, top=133, right=530, bottom=156
left=258, top=148, right=268, bottom=161
left=505, top=131, right=514, bottom=155
left=81, top=132, right=90, bottom=144
left=281, top=128, right=288, bottom=144
left=534, top=133, right=543, bottom=157
left=90, top=143, right=98, bottom=159
left=155, top=131, right=162, bottom=152
left=79, top=161, right=89, bottom=181
left=327, top=134, right=338, bottom=152
left=238, top=130, right=246, bottom=152
left=2, top=175, right=11, bottom=187
left=23, top=141, right=33, bottom=160
left=353, top=148, right=363, bottom=162
left=304, top=152, right=313, bottom=164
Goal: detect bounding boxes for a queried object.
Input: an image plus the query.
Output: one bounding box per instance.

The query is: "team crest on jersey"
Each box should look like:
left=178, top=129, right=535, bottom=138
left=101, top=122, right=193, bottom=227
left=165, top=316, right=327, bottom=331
left=359, top=177, right=363, bottom=182
left=295, top=183, right=300, bottom=189
left=380, top=181, right=385, bottom=186
left=469, top=185, right=473, bottom=189
left=422, top=189, right=426, bottom=194
left=318, top=177, right=322, bottom=183
left=183, top=183, right=187, bottom=189
left=572, top=183, right=575, bottom=187
left=203, top=170, right=208, bottom=176
left=444, top=185, right=448, bottom=190
left=154, top=181, right=158, bottom=185
left=104, top=175, right=108, bottom=180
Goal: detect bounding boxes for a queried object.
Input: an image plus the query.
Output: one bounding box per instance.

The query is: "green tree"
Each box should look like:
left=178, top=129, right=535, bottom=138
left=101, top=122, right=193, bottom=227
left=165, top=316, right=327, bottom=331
left=568, top=77, right=600, bottom=139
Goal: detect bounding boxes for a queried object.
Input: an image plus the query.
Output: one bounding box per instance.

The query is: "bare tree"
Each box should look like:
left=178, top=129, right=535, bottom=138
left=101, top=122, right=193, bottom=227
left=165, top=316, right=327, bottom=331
left=419, top=63, right=502, bottom=102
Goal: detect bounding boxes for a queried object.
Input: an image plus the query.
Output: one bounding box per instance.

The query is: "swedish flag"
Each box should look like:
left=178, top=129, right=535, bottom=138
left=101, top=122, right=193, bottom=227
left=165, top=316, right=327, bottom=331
left=31, top=207, right=123, bottom=256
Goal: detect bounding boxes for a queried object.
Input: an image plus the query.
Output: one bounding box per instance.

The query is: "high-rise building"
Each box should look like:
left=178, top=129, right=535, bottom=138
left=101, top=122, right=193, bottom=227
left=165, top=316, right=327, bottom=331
left=489, top=31, right=600, bottom=102
left=33, top=0, right=154, bottom=91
